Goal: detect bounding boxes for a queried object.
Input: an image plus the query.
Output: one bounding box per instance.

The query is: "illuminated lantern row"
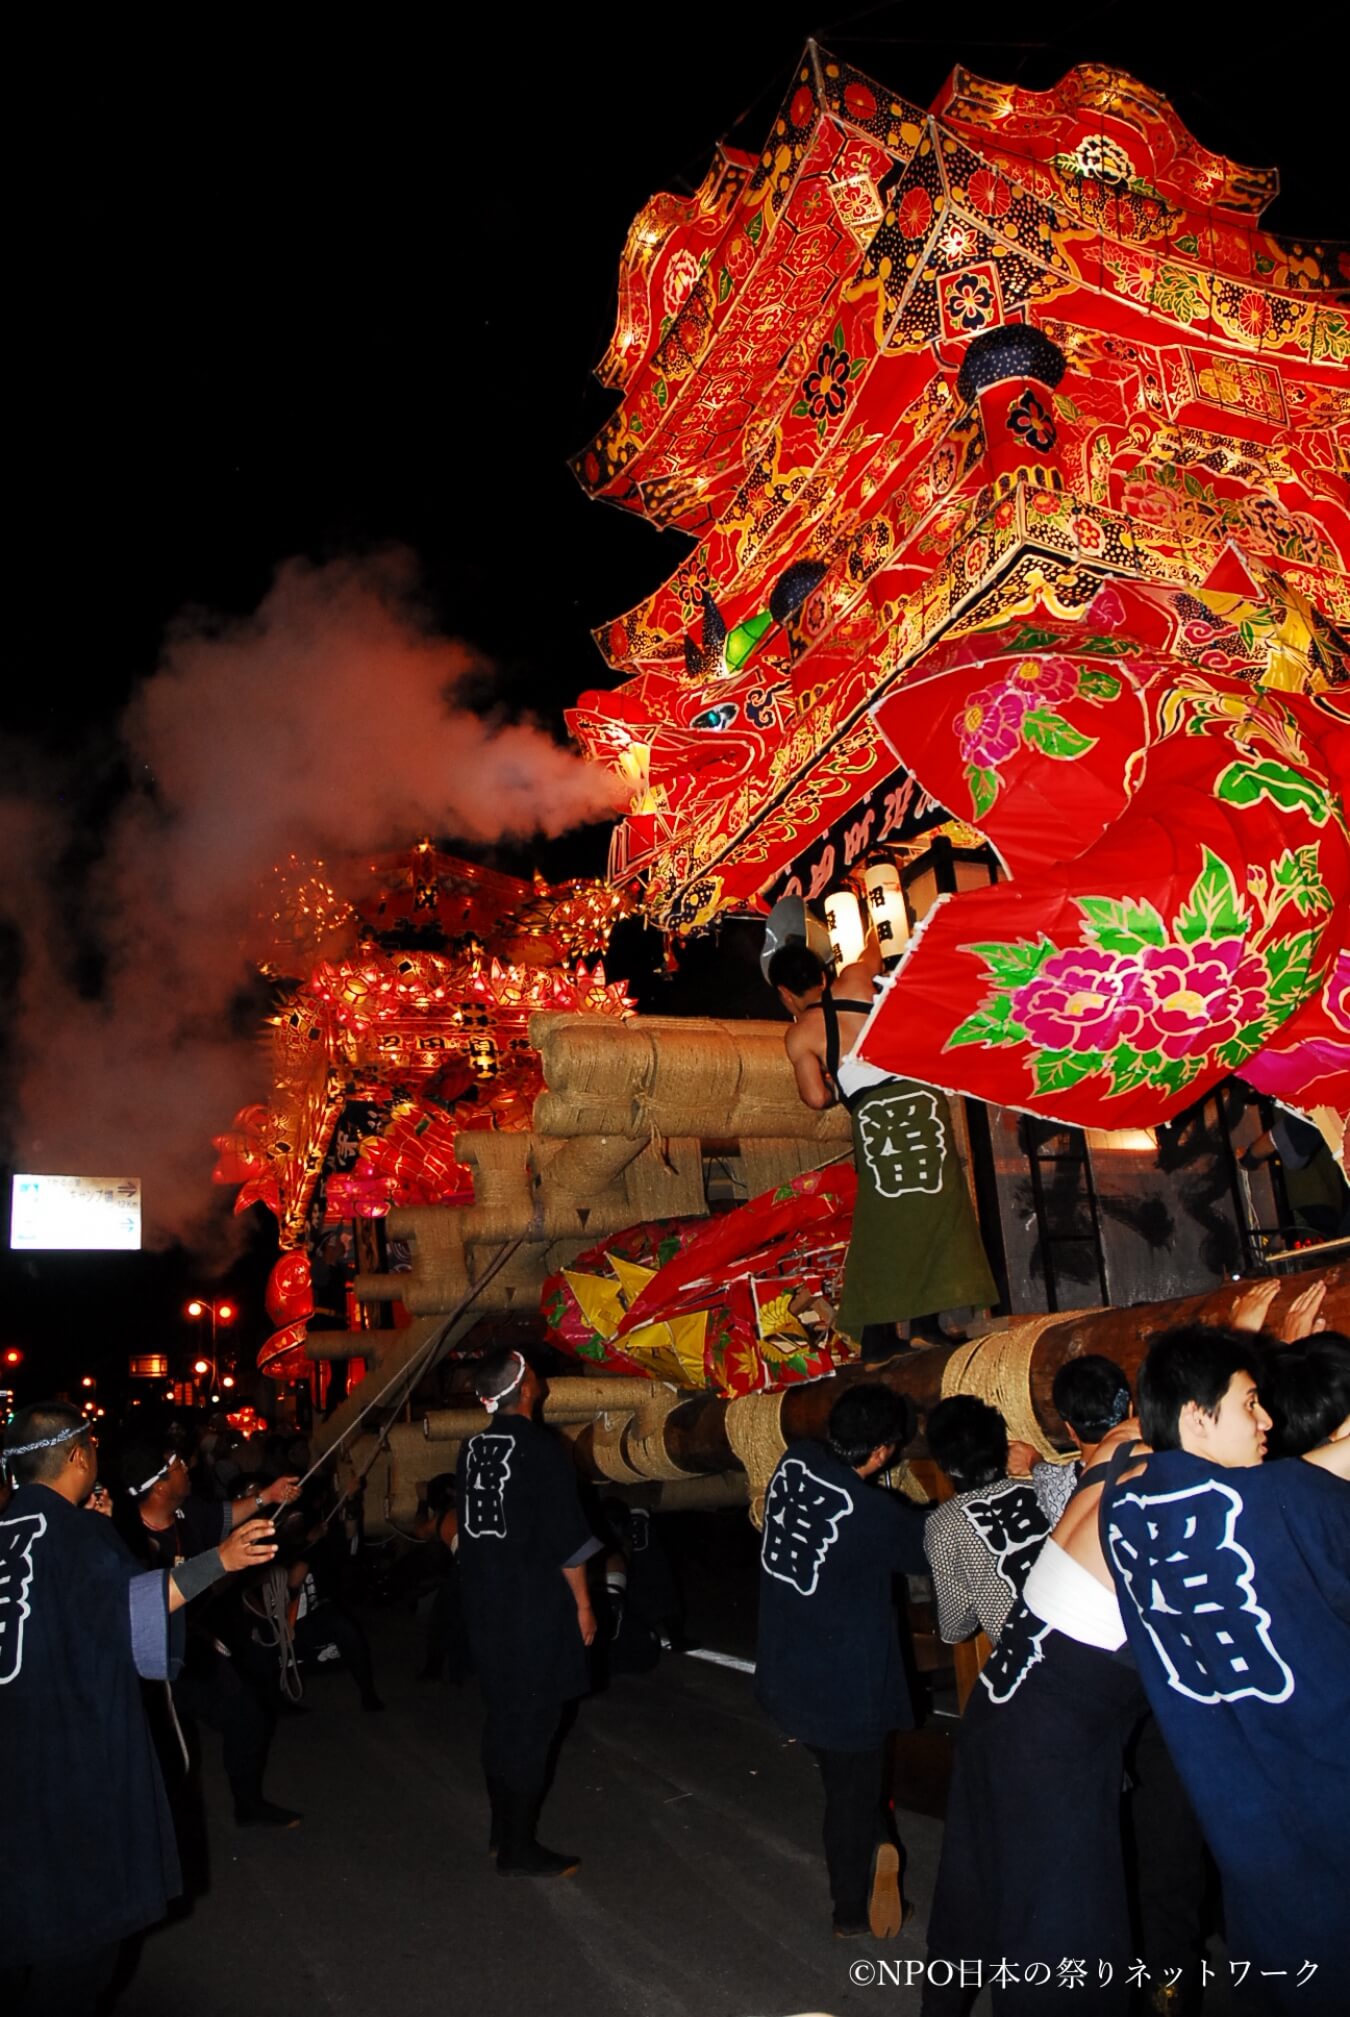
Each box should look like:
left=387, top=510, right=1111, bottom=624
left=214, top=845, right=634, bottom=1246
left=570, top=45, right=1348, bottom=1136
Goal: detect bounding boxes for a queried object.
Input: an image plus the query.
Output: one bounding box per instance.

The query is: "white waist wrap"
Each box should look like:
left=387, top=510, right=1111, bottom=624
left=835, top=1052, right=896, bottom=1098
left=1023, top=1538, right=1127, bottom=1652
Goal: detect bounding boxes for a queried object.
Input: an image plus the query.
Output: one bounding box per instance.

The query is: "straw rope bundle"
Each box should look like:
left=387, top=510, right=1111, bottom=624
left=620, top=1138, right=707, bottom=1222
left=939, top=1312, right=1089, bottom=1459
left=624, top=1385, right=700, bottom=1481
left=724, top=1391, right=788, bottom=1530
left=531, top=1014, right=851, bottom=1144
left=590, top=1411, right=648, bottom=1484
left=457, top=1134, right=533, bottom=1210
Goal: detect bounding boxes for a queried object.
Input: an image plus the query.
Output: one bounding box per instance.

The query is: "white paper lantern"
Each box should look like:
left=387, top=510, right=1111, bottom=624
left=824, top=889, right=865, bottom=969
left=861, top=858, right=910, bottom=966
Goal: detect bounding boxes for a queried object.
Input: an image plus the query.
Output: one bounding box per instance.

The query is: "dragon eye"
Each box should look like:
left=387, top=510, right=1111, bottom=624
left=691, top=702, right=739, bottom=731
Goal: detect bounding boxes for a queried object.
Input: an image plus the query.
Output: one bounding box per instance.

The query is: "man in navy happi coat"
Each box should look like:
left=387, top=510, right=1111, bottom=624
left=1, top=1401, right=279, bottom=2014
left=457, top=1349, right=601, bottom=1878
left=756, top=1382, right=928, bottom=1938
left=1105, top=1324, right=1350, bottom=2014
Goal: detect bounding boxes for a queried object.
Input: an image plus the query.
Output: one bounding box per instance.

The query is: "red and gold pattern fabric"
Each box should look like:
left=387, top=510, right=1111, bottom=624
left=540, top=1166, right=859, bottom=1395
left=570, top=44, right=1347, bottom=988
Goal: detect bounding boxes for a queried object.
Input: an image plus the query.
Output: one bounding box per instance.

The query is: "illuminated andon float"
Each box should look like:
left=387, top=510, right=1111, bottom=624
left=212, top=843, right=635, bottom=1388
left=567, top=43, right=1348, bottom=1176
left=229, top=52, right=1348, bottom=1534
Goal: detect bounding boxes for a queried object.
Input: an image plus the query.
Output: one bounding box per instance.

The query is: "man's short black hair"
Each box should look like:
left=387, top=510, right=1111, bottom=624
left=473, top=1347, right=530, bottom=1409
left=1050, top=1355, right=1132, bottom=1443
left=117, top=1438, right=176, bottom=1494
left=826, top=1383, right=913, bottom=1468
left=1137, top=1324, right=1263, bottom=1451
left=1261, top=1332, right=1350, bottom=1458
left=2, top=1401, right=90, bottom=1486
left=767, top=942, right=826, bottom=997
left=925, top=1394, right=1008, bottom=1491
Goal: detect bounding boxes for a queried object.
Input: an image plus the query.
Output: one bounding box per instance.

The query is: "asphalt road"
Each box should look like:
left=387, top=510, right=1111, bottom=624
left=122, top=1607, right=943, bottom=2017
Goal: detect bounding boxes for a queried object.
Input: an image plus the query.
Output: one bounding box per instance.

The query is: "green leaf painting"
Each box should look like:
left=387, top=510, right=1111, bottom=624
left=1264, top=931, right=1317, bottom=1011
left=947, top=998, right=1030, bottom=1049
left=1217, top=760, right=1332, bottom=825
left=1078, top=896, right=1169, bottom=955
left=1173, top=849, right=1251, bottom=945
left=1270, top=846, right=1333, bottom=917
left=1021, top=709, right=1097, bottom=760
left=965, top=937, right=1060, bottom=989
left=966, top=763, right=999, bottom=819
left=1032, top=1048, right=1104, bottom=1095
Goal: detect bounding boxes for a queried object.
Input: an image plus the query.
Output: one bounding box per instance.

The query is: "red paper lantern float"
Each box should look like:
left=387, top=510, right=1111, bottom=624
left=566, top=46, right=1348, bottom=1139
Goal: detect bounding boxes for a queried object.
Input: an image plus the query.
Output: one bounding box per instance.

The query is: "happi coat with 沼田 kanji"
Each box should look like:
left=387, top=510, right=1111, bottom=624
left=0, top=1484, right=184, bottom=1966
left=756, top=1439, right=928, bottom=1751
left=1105, top=1450, right=1350, bottom=2008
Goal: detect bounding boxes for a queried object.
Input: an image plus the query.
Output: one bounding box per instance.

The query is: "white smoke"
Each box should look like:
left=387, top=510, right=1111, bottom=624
left=2, top=553, right=621, bottom=1250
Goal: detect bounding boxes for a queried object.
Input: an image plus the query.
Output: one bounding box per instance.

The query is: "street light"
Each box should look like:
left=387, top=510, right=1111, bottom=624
left=185, top=1298, right=237, bottom=1400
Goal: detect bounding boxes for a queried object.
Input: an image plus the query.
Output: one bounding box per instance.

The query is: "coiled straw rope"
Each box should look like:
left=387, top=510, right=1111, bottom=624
left=939, top=1312, right=1092, bottom=1460
left=724, top=1392, right=788, bottom=1529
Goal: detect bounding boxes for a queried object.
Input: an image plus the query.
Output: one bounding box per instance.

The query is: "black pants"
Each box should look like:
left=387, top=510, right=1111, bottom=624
left=806, top=1741, right=890, bottom=1926
left=924, top=1613, right=1143, bottom=2015
left=0, top=1943, right=118, bottom=2017
left=422, top=1575, right=473, bottom=1682
left=482, top=1691, right=563, bottom=1798
left=1126, top=1710, right=1210, bottom=1982
left=173, top=1646, right=272, bottom=1811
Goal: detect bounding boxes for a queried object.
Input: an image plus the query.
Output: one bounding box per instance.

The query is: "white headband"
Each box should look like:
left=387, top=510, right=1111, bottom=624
left=481, top=1353, right=526, bottom=1414
left=127, top=1457, right=174, bottom=1498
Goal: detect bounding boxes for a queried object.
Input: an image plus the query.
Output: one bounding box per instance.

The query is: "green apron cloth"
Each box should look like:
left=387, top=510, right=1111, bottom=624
left=835, top=1077, right=996, bottom=1337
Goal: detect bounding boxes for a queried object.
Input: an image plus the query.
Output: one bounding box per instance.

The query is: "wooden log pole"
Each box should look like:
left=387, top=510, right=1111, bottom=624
left=563, top=1264, right=1349, bottom=1484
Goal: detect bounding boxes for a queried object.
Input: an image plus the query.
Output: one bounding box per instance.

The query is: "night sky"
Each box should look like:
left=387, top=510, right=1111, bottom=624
left=5, top=6, right=1343, bottom=1391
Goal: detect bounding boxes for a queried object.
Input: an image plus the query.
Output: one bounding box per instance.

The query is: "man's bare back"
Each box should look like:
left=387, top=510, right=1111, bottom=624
left=781, top=951, right=880, bottom=1111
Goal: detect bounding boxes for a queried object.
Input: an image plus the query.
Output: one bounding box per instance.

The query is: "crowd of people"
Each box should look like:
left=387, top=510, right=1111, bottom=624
left=0, top=1357, right=688, bottom=2012
left=751, top=1288, right=1350, bottom=2015
left=3, top=1260, right=1347, bottom=2017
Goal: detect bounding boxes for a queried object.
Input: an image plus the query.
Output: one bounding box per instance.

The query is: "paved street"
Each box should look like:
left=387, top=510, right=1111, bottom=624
left=125, top=1609, right=942, bottom=2017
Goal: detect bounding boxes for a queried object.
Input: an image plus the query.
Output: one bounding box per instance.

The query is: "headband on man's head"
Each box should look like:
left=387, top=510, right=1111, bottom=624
left=126, top=1457, right=175, bottom=1498
left=481, top=1352, right=527, bottom=1414
left=1, top=1418, right=91, bottom=1479
left=1101, top=1388, right=1132, bottom=1431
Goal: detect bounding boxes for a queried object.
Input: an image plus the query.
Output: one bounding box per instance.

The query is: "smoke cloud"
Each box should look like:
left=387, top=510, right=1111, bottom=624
left=2, top=553, right=622, bottom=1251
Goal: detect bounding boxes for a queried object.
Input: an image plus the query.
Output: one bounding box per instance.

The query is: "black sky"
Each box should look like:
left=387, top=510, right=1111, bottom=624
left=4, top=6, right=1343, bottom=1385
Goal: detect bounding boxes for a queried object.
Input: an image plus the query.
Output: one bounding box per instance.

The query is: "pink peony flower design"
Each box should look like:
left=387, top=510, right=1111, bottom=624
left=1010, top=948, right=1152, bottom=1054
left=1004, top=655, right=1076, bottom=709
left=1088, top=583, right=1127, bottom=630
left=1137, top=938, right=1268, bottom=1060
left=955, top=683, right=1028, bottom=766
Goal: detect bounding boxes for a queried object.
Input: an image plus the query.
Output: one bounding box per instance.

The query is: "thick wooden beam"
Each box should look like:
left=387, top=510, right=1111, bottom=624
left=563, top=1264, right=1349, bottom=1482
